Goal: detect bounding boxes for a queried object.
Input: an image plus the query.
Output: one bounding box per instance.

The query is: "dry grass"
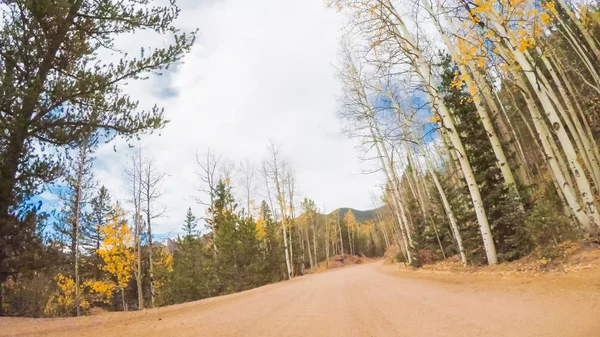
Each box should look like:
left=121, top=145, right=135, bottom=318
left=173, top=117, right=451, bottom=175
left=390, top=241, right=600, bottom=277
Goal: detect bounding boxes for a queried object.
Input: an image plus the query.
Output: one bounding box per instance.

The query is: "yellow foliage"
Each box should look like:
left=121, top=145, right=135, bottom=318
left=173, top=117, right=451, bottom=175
left=543, top=1, right=556, bottom=14
left=468, top=83, right=479, bottom=96
left=539, top=12, right=551, bottom=25
left=98, top=206, right=134, bottom=290
left=83, top=280, right=115, bottom=304
left=255, top=217, right=266, bottom=240
left=558, top=240, right=580, bottom=257
left=44, top=274, right=89, bottom=317
left=471, top=0, right=492, bottom=14
left=427, top=114, right=441, bottom=123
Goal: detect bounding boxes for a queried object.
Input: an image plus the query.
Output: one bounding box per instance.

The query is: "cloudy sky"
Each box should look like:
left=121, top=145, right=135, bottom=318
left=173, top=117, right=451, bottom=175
left=45, top=0, right=384, bottom=236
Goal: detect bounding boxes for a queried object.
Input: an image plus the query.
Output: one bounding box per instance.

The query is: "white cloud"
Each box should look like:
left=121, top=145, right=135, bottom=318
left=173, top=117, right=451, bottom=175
left=92, top=0, right=383, bottom=236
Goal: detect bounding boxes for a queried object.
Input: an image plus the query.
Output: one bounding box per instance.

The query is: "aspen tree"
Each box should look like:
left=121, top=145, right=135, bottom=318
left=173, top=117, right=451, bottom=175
left=371, top=0, right=498, bottom=263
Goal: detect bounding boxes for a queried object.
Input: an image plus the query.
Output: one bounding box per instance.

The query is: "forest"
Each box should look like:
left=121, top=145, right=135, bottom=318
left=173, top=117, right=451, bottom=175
left=1, top=0, right=600, bottom=320
left=334, top=0, right=600, bottom=267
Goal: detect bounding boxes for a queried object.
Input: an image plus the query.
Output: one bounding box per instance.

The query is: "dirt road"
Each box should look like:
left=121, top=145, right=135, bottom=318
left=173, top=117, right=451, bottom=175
left=2, top=261, right=599, bottom=337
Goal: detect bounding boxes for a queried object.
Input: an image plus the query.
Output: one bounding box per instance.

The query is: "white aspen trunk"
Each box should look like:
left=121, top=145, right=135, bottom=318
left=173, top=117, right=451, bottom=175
left=555, top=21, right=600, bottom=88
left=337, top=212, right=344, bottom=257
left=556, top=53, right=600, bottom=141
left=325, top=212, right=330, bottom=267
left=306, top=225, right=313, bottom=270
left=312, top=223, right=318, bottom=267
left=144, top=175, right=155, bottom=308
left=485, top=14, right=600, bottom=231
left=289, top=221, right=294, bottom=277
left=403, top=139, right=428, bottom=215
left=271, top=155, right=292, bottom=279
left=417, top=136, right=468, bottom=265
left=439, top=4, right=532, bottom=185
left=282, top=221, right=291, bottom=279
left=507, top=63, right=592, bottom=228
left=382, top=1, right=498, bottom=264
left=423, top=0, right=522, bottom=203
left=493, top=90, right=533, bottom=183
left=548, top=51, right=600, bottom=188
left=374, top=126, right=415, bottom=246
left=121, top=288, right=127, bottom=312
left=556, top=0, right=600, bottom=59
left=343, top=52, right=414, bottom=261
left=440, top=128, right=464, bottom=183
left=135, top=214, right=143, bottom=310
left=299, top=227, right=305, bottom=274
left=533, top=51, right=600, bottom=189
left=347, top=224, right=353, bottom=256
left=376, top=211, right=391, bottom=249
left=373, top=135, right=413, bottom=262
left=130, top=151, right=144, bottom=311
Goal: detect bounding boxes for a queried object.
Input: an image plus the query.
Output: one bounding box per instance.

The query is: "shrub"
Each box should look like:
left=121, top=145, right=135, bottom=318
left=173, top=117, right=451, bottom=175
left=524, top=198, right=581, bottom=259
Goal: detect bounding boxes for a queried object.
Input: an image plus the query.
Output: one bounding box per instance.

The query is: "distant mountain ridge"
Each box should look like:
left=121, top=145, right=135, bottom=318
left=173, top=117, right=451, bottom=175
left=317, top=206, right=387, bottom=223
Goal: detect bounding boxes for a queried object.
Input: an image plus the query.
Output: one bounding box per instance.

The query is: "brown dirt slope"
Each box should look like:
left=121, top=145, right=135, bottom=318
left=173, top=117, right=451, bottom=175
left=2, top=260, right=599, bottom=337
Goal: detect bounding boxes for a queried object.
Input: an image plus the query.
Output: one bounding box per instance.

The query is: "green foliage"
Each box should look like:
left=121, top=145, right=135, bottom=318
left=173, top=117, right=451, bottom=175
left=83, top=186, right=113, bottom=279
left=0, top=0, right=196, bottom=287
left=169, top=236, right=216, bottom=304
left=162, top=181, right=288, bottom=304
left=259, top=201, right=285, bottom=283
left=523, top=187, right=581, bottom=259
left=2, top=272, right=57, bottom=317
left=182, top=207, right=198, bottom=237
left=439, top=55, right=527, bottom=263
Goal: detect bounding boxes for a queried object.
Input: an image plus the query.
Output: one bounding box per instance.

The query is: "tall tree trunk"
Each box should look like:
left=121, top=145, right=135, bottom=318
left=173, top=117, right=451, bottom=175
left=419, top=138, right=468, bottom=265
left=556, top=0, right=600, bottom=59
left=305, top=226, right=313, bottom=270
left=337, top=212, right=344, bottom=257
left=370, top=127, right=413, bottom=262
left=508, top=65, right=592, bottom=228
left=312, top=218, right=318, bottom=267
left=422, top=0, right=522, bottom=204
left=325, top=210, right=330, bottom=267
left=135, top=214, right=143, bottom=310
left=146, top=202, right=155, bottom=308
left=382, top=0, right=498, bottom=264
left=486, top=8, right=600, bottom=232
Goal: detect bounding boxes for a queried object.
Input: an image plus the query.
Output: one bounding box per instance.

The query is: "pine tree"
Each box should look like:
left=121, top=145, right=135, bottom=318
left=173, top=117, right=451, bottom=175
left=0, top=0, right=196, bottom=285
left=438, top=56, right=528, bottom=262
left=170, top=235, right=216, bottom=304
left=84, top=186, right=113, bottom=276
left=260, top=201, right=284, bottom=283
left=182, top=207, right=198, bottom=237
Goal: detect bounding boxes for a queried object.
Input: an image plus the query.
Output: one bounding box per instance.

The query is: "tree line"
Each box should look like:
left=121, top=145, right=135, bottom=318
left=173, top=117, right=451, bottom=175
left=335, top=0, right=600, bottom=266
left=0, top=0, right=392, bottom=317
left=1, top=138, right=389, bottom=316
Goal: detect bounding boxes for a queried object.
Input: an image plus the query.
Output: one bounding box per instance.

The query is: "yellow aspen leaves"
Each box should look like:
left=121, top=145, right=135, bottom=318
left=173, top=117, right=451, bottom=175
left=427, top=114, right=441, bottom=123
left=255, top=217, right=266, bottom=240
left=468, top=84, right=479, bottom=96
left=98, top=206, right=134, bottom=291
left=83, top=280, right=116, bottom=304
left=44, top=274, right=88, bottom=317
left=539, top=12, right=551, bottom=25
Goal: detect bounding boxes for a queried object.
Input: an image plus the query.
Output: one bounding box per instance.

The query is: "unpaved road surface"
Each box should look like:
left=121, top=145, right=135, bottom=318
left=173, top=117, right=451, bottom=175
left=2, top=261, right=600, bottom=337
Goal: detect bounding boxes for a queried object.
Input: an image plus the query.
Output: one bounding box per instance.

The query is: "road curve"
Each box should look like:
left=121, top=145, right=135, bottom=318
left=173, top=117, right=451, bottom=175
left=2, top=261, right=599, bottom=337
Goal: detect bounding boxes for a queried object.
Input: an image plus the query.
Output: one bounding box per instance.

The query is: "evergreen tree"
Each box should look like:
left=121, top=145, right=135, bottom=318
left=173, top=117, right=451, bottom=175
left=53, top=138, right=95, bottom=281
left=170, top=236, right=216, bottom=304
left=259, top=201, right=285, bottom=283
left=182, top=207, right=198, bottom=237
left=0, top=0, right=196, bottom=285
left=439, top=56, right=528, bottom=262
left=84, top=186, right=112, bottom=257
